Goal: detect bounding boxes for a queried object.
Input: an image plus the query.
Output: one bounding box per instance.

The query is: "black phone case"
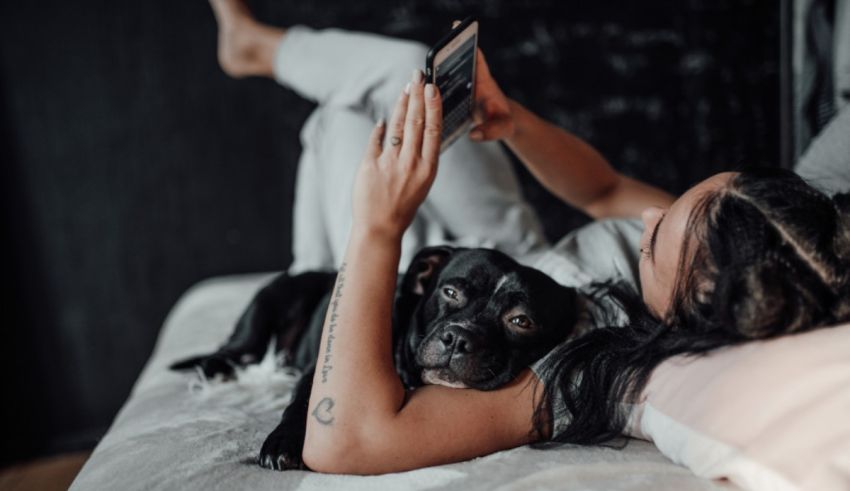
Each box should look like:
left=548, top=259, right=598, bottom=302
left=425, top=16, right=477, bottom=81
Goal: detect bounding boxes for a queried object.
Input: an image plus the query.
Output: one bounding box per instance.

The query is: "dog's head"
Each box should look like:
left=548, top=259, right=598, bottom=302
left=393, top=246, right=579, bottom=391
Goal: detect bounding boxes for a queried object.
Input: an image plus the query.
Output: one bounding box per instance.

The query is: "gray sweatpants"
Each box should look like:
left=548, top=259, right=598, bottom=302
left=274, top=27, right=548, bottom=273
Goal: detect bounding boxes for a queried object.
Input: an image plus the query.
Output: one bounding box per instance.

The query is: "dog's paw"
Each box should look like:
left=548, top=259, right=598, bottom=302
left=169, top=352, right=237, bottom=380
left=257, top=429, right=305, bottom=471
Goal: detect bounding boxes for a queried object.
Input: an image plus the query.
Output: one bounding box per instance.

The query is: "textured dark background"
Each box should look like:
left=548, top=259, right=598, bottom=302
left=0, top=0, right=778, bottom=464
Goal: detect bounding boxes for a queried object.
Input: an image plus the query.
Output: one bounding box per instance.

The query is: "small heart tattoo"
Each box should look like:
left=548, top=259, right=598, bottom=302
left=311, top=397, right=335, bottom=426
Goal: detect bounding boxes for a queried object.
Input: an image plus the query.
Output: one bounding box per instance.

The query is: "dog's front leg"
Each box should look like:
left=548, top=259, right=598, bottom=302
left=258, top=365, right=315, bottom=471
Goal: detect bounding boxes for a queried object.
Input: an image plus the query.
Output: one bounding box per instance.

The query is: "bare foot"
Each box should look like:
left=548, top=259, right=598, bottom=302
left=209, top=0, right=285, bottom=78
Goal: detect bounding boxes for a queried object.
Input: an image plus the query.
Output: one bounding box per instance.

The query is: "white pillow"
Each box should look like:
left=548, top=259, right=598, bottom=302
left=627, top=323, right=850, bottom=491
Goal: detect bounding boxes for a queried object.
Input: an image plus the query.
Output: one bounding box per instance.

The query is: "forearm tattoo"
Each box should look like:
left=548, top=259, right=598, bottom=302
left=320, top=262, right=347, bottom=384
left=311, top=397, right=335, bottom=426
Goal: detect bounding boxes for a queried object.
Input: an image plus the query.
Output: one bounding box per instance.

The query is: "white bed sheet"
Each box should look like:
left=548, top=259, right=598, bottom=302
left=71, top=273, right=732, bottom=490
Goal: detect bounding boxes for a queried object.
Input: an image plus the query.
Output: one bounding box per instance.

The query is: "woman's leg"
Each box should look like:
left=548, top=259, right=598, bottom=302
left=211, top=0, right=549, bottom=269
left=209, top=0, right=285, bottom=79
left=296, top=106, right=447, bottom=270
left=272, top=26, right=548, bottom=261
left=287, top=111, right=335, bottom=274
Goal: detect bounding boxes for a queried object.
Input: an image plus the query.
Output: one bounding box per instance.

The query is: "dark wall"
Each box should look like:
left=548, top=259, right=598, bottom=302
left=0, top=0, right=778, bottom=464
left=0, top=0, right=312, bottom=463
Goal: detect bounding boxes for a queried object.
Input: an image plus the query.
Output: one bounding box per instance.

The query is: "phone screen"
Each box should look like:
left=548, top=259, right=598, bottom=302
left=429, top=24, right=477, bottom=151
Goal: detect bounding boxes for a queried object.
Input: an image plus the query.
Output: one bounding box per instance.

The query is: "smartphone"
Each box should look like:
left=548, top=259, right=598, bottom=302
left=425, top=17, right=478, bottom=153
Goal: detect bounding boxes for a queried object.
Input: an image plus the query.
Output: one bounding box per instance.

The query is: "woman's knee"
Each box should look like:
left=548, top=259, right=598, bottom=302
left=383, top=39, right=430, bottom=76
left=378, top=40, right=430, bottom=94
left=367, top=40, right=429, bottom=118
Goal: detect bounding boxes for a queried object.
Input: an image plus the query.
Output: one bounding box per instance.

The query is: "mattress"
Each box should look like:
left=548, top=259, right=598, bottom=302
left=71, top=273, right=730, bottom=490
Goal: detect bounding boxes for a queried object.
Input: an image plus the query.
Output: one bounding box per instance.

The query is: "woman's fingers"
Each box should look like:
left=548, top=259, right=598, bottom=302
left=401, top=69, right=426, bottom=160
left=421, top=83, right=442, bottom=165
left=476, top=48, right=491, bottom=76
left=386, top=84, right=410, bottom=155
left=467, top=47, right=514, bottom=142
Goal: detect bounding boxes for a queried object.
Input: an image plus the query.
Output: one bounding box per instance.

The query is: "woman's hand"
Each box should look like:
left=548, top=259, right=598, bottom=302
left=352, top=70, right=443, bottom=242
left=454, top=21, right=514, bottom=142
left=469, top=48, right=515, bottom=141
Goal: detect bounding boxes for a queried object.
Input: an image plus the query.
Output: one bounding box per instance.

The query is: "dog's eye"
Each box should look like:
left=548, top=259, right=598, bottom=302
left=440, top=285, right=466, bottom=306
left=442, top=287, right=459, bottom=300
left=509, top=315, right=533, bottom=330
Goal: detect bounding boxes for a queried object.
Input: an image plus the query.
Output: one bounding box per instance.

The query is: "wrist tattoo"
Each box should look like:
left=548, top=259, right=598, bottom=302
left=311, top=397, right=335, bottom=426
left=320, top=262, right=347, bottom=383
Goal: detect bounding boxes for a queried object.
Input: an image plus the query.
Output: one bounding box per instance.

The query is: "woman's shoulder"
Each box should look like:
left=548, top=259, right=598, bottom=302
left=532, top=218, right=643, bottom=290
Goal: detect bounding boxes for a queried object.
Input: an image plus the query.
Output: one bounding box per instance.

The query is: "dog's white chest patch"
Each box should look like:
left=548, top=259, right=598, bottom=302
left=421, top=369, right=469, bottom=389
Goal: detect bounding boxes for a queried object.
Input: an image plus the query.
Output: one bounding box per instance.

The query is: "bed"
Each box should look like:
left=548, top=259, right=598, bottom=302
left=70, top=6, right=850, bottom=486
left=69, top=273, right=732, bottom=490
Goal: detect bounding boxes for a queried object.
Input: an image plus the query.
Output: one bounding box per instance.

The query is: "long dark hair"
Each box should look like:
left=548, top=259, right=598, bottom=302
left=532, top=168, right=850, bottom=445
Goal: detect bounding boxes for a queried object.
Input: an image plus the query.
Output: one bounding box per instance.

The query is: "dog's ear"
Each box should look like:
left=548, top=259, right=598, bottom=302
left=401, top=246, right=456, bottom=296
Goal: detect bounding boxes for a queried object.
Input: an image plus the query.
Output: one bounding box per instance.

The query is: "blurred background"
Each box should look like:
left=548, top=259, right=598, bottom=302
left=0, top=0, right=812, bottom=483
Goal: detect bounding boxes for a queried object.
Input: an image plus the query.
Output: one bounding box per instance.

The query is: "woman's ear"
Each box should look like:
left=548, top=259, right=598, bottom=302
left=401, top=246, right=457, bottom=296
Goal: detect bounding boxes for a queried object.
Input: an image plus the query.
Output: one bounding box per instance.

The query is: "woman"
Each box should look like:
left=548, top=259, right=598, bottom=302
left=295, top=72, right=850, bottom=474
left=209, top=0, right=850, bottom=474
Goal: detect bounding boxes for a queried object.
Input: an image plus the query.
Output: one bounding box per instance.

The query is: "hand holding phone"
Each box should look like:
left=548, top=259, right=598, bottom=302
left=467, top=47, right=514, bottom=142
left=426, top=17, right=479, bottom=152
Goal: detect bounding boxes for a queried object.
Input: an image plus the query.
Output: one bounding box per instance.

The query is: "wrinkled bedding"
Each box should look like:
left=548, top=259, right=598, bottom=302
left=71, top=273, right=729, bottom=490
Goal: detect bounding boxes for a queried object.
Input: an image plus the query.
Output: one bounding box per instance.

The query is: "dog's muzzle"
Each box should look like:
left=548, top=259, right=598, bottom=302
left=417, top=323, right=507, bottom=389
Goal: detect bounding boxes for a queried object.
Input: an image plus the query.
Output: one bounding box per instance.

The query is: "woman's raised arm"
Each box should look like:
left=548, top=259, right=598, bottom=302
left=468, top=48, right=674, bottom=218
left=301, top=71, right=543, bottom=475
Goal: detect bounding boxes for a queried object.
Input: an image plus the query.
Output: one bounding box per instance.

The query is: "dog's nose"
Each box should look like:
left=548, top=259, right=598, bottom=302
left=440, top=326, right=474, bottom=354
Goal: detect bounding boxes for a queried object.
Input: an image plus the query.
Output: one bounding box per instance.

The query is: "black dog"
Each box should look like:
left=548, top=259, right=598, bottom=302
left=171, top=246, right=578, bottom=470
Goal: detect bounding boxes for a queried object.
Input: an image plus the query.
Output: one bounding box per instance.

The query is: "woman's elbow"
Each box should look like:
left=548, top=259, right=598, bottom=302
left=582, top=175, right=622, bottom=219
left=302, top=449, right=345, bottom=474
left=302, top=435, right=354, bottom=474
left=302, top=432, right=387, bottom=475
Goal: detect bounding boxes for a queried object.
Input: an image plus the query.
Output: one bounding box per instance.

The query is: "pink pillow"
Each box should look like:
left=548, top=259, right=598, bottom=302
left=627, top=323, right=850, bottom=491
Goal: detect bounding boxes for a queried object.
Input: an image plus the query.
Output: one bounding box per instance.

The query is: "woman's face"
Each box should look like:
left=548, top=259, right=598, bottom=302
left=638, top=172, right=736, bottom=318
